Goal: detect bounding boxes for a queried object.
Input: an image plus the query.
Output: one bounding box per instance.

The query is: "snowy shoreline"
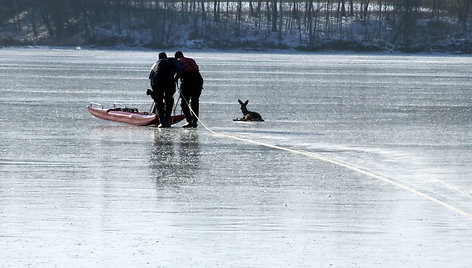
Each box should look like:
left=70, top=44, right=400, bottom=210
left=1, top=44, right=471, bottom=56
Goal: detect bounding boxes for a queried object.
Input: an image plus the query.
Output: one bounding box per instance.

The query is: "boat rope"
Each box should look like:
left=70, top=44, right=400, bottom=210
left=179, top=95, right=472, bottom=220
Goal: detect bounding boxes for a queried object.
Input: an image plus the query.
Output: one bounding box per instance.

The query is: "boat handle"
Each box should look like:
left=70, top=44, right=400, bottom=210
left=89, top=102, right=103, bottom=109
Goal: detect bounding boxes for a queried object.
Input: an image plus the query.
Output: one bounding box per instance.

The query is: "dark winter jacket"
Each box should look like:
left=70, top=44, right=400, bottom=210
left=149, top=58, right=182, bottom=88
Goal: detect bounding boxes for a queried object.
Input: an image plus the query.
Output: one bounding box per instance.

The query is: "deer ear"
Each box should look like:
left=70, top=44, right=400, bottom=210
left=244, top=100, right=249, bottom=105
left=238, top=99, right=243, bottom=104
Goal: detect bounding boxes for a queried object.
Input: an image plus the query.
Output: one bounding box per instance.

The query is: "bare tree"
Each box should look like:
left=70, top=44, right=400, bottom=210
left=456, top=0, right=471, bottom=32
left=271, top=0, right=277, bottom=32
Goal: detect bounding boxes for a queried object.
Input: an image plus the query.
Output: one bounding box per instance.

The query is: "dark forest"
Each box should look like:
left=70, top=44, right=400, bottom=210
left=1, top=1, right=471, bottom=52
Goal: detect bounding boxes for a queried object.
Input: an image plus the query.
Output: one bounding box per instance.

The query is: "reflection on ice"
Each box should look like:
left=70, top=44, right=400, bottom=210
left=150, top=130, right=200, bottom=186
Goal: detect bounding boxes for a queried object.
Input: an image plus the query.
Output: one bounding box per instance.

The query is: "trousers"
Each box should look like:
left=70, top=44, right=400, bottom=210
left=180, top=72, right=203, bottom=124
left=151, top=84, right=176, bottom=126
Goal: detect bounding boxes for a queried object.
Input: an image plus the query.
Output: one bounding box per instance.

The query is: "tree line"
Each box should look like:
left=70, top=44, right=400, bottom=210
left=1, top=1, right=471, bottom=51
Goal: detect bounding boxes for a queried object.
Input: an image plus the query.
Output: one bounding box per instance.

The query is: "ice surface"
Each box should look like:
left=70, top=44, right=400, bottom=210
left=1, top=48, right=472, bottom=267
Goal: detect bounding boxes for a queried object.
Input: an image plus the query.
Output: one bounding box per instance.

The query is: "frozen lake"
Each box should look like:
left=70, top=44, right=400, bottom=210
left=1, top=47, right=472, bottom=267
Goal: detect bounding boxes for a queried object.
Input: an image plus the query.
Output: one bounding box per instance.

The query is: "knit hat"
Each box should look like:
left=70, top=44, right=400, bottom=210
left=174, top=51, right=184, bottom=59
left=158, top=52, right=167, bottom=60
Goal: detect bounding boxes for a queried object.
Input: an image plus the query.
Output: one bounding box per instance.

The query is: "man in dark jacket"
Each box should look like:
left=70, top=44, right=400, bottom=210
left=174, top=51, right=203, bottom=128
left=148, top=52, right=181, bottom=128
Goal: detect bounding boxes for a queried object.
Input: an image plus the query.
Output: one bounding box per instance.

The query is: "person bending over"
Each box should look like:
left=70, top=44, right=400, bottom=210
left=148, top=52, right=181, bottom=128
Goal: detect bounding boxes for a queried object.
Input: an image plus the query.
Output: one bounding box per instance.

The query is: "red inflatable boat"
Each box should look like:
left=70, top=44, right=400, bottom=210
left=87, top=102, right=185, bottom=126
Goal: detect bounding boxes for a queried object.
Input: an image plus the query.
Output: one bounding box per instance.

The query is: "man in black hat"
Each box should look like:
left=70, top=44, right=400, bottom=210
left=148, top=52, right=181, bottom=128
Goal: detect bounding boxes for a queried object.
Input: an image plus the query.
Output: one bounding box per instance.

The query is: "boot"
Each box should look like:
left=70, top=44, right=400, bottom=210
left=157, top=107, right=168, bottom=128
left=158, top=116, right=168, bottom=128
left=181, top=101, right=193, bottom=126
left=182, top=122, right=195, bottom=128
left=163, top=102, right=173, bottom=127
left=191, top=100, right=199, bottom=128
